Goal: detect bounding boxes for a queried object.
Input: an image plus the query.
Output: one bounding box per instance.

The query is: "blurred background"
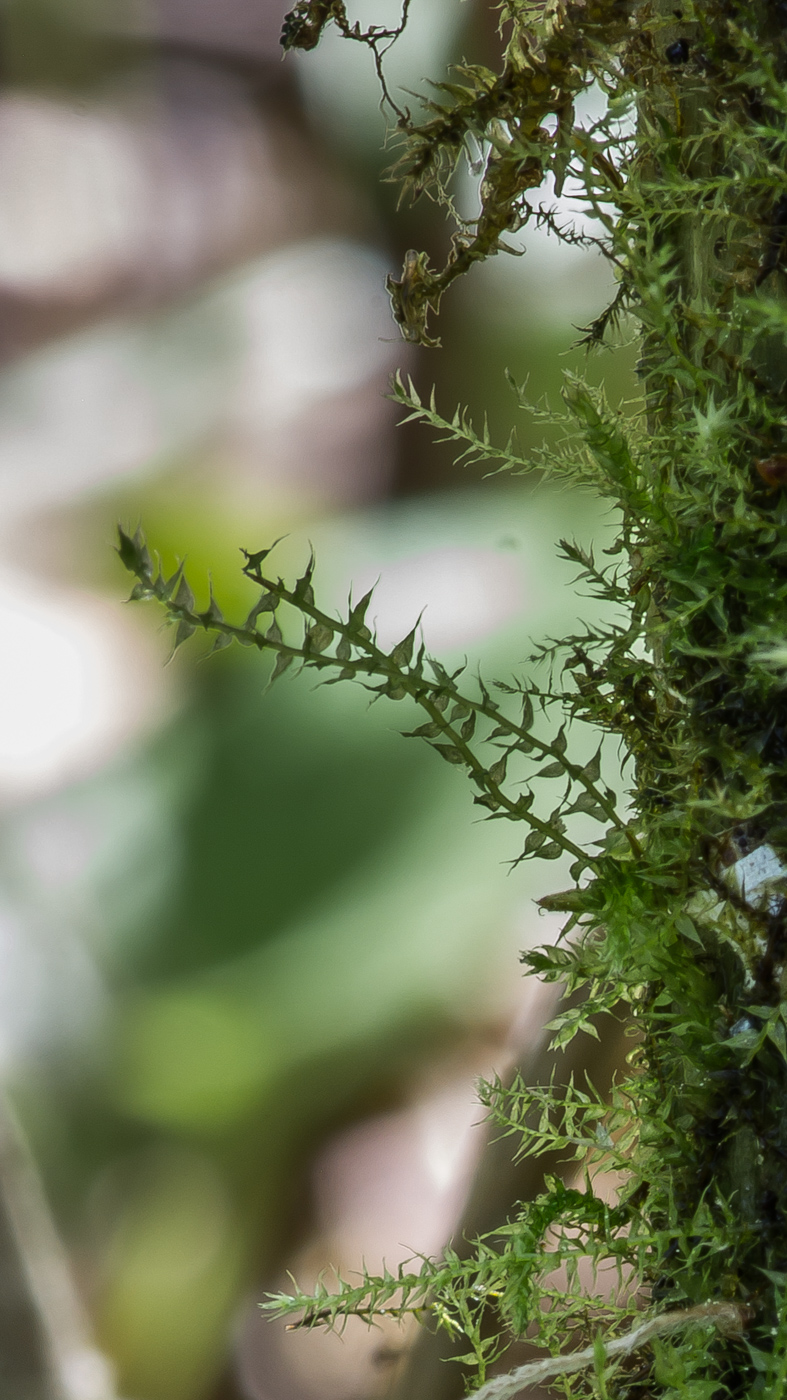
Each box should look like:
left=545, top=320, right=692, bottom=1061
left=0, top=2, right=638, bottom=1398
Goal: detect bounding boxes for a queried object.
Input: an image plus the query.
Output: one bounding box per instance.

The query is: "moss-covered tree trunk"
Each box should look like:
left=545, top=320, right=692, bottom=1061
left=635, top=0, right=787, bottom=1322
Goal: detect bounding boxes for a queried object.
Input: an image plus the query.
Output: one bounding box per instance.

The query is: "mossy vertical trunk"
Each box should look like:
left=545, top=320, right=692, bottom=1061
left=629, top=1, right=787, bottom=1371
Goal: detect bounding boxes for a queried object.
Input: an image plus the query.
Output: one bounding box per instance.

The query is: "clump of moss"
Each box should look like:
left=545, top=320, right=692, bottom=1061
left=120, top=1, right=787, bottom=1394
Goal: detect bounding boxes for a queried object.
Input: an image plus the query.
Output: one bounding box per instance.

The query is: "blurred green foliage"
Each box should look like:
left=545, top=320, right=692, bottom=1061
left=0, top=2, right=639, bottom=1393
left=17, top=479, right=609, bottom=1399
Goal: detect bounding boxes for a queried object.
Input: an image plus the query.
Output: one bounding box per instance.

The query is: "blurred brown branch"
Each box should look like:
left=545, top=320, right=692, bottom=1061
left=0, top=1094, right=121, bottom=1400
left=388, top=1001, right=629, bottom=1400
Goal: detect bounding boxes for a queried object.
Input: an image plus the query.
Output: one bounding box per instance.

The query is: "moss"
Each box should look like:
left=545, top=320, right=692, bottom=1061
left=120, top=1, right=787, bottom=1394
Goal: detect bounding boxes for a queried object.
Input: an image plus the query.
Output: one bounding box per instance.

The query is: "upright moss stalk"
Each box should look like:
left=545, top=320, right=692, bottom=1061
left=120, top=2, right=787, bottom=1395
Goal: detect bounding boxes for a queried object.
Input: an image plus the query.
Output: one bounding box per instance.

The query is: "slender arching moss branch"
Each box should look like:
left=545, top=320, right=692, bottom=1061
left=408, top=690, right=591, bottom=865
left=431, top=685, right=641, bottom=855
left=380, top=0, right=637, bottom=343
left=239, top=557, right=639, bottom=856
left=285, top=1301, right=428, bottom=1330
left=119, top=529, right=597, bottom=866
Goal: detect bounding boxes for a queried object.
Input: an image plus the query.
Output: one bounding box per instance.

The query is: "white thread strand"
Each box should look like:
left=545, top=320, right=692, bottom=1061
left=467, top=1302, right=745, bottom=1400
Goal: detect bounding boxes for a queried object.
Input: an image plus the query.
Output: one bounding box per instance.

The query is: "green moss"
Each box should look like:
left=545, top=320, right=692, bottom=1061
left=119, top=0, right=787, bottom=1394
